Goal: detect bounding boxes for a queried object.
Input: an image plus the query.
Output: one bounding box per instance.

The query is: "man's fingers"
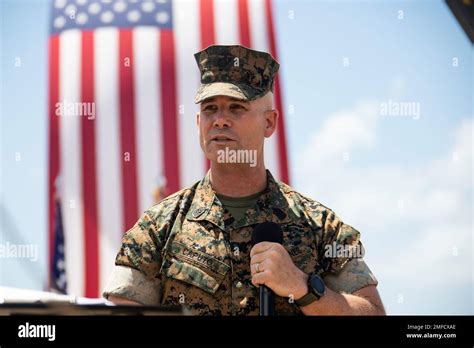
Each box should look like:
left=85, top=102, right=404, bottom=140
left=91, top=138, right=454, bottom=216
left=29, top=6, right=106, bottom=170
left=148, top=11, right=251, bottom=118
left=249, top=247, right=275, bottom=267
left=250, top=251, right=265, bottom=267
left=250, top=258, right=270, bottom=275
left=251, top=270, right=270, bottom=287
left=250, top=241, right=274, bottom=258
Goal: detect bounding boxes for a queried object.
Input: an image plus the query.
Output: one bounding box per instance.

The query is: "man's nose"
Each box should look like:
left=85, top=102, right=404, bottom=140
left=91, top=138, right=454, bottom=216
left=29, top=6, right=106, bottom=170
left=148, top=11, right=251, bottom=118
left=212, top=110, right=231, bottom=128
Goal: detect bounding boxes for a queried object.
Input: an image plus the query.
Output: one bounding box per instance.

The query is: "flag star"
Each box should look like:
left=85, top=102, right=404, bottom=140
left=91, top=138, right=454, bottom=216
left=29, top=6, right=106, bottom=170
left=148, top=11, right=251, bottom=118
left=155, top=11, right=169, bottom=24
left=65, top=4, right=77, bottom=16
left=58, top=274, right=67, bottom=287
left=55, top=0, right=67, bottom=9
left=76, top=12, right=88, bottom=25
left=141, top=1, right=155, bottom=13
left=54, top=16, right=66, bottom=28
left=76, top=0, right=88, bottom=5
left=101, top=10, right=114, bottom=23
left=127, top=10, right=141, bottom=23
left=156, top=0, right=167, bottom=4
left=101, top=0, right=112, bottom=3
left=88, top=2, right=101, bottom=15
left=113, top=0, right=127, bottom=13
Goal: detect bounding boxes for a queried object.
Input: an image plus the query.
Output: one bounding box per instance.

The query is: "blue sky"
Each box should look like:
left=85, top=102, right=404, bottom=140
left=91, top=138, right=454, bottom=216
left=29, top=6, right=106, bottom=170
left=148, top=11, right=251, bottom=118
left=1, top=0, right=472, bottom=314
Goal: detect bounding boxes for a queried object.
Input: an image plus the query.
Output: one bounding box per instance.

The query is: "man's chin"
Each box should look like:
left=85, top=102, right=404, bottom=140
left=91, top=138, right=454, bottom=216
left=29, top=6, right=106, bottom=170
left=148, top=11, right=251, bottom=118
left=206, top=142, right=236, bottom=154
left=205, top=147, right=232, bottom=163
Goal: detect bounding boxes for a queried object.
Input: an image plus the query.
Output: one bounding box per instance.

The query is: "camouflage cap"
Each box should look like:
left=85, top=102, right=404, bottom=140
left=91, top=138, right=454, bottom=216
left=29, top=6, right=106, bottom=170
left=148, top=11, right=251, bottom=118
left=194, top=45, right=280, bottom=104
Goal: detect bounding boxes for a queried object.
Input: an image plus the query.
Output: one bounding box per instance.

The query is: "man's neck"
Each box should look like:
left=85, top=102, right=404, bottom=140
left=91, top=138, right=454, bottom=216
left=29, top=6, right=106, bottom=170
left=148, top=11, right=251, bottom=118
left=209, top=163, right=267, bottom=198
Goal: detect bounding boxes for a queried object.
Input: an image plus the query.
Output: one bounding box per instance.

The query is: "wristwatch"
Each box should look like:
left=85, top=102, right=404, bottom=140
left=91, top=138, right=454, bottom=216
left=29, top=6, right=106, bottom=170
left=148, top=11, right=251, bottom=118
left=294, top=273, right=326, bottom=307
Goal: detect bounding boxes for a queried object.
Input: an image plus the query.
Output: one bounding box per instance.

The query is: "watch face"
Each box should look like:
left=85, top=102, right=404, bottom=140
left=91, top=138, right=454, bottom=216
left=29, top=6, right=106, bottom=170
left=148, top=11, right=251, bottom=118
left=310, top=275, right=325, bottom=295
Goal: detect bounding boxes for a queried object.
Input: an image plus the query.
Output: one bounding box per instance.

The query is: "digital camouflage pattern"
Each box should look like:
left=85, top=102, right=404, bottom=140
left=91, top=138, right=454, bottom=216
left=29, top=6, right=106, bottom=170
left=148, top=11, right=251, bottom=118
left=194, top=45, right=280, bottom=104
left=109, top=170, right=378, bottom=315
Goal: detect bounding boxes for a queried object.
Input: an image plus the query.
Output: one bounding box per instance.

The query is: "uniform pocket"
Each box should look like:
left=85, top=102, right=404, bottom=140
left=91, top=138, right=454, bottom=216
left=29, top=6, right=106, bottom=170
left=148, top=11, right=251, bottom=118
left=285, top=244, right=317, bottom=274
left=163, top=241, right=230, bottom=294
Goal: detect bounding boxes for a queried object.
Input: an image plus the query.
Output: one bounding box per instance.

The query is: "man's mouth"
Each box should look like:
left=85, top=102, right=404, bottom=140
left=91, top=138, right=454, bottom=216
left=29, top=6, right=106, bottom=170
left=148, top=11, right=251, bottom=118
left=210, top=135, right=235, bottom=143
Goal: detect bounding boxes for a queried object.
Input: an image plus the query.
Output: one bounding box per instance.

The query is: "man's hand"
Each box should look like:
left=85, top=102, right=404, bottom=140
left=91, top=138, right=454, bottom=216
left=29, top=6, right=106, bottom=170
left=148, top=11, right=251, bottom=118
left=249, top=242, right=386, bottom=315
left=250, top=242, right=308, bottom=299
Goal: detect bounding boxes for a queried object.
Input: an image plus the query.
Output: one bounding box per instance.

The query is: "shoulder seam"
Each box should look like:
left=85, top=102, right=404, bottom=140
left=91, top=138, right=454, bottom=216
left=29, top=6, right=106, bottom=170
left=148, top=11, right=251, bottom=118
left=144, top=182, right=199, bottom=213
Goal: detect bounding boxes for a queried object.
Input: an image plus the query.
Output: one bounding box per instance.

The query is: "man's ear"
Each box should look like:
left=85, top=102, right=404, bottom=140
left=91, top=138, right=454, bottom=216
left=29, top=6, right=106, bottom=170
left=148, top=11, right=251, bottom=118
left=196, top=112, right=200, bottom=127
left=264, top=109, right=278, bottom=138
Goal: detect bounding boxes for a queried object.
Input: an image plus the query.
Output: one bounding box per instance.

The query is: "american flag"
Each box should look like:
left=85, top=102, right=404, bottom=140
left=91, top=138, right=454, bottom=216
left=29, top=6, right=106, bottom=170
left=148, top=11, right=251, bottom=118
left=51, top=184, right=67, bottom=294
left=48, top=0, right=289, bottom=298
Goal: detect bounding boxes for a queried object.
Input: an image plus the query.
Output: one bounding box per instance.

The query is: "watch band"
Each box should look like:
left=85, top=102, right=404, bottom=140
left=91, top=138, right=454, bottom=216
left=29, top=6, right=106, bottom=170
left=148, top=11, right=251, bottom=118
left=294, top=291, right=319, bottom=307
left=294, top=273, right=325, bottom=307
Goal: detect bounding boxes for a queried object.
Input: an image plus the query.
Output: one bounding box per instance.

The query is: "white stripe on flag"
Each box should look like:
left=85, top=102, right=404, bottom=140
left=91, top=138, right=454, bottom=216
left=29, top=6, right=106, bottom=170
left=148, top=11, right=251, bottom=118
left=174, top=0, right=205, bottom=188
left=214, top=0, right=239, bottom=45
left=134, top=27, right=163, bottom=211
left=94, top=27, right=124, bottom=293
left=59, top=29, right=85, bottom=297
left=248, top=0, right=280, bottom=179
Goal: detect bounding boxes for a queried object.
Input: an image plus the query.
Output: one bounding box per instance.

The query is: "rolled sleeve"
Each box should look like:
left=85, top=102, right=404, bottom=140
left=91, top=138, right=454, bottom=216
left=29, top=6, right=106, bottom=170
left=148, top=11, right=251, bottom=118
left=115, top=212, right=162, bottom=278
left=323, top=258, right=378, bottom=294
left=102, top=265, right=161, bottom=305
left=319, top=210, right=363, bottom=275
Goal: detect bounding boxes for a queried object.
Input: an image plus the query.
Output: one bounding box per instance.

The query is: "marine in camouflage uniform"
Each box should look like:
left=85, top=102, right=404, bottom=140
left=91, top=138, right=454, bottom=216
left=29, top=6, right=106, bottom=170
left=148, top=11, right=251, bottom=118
left=103, top=45, right=378, bottom=315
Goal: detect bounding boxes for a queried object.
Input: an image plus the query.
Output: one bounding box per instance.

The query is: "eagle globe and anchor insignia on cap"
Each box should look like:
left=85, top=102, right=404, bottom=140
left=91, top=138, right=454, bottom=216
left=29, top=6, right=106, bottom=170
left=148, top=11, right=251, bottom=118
left=194, top=44, right=280, bottom=104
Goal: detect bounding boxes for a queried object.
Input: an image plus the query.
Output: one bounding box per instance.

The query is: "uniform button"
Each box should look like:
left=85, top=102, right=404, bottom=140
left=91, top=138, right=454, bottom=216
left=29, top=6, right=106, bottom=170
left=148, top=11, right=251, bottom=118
left=236, top=281, right=243, bottom=289
left=240, top=297, right=248, bottom=307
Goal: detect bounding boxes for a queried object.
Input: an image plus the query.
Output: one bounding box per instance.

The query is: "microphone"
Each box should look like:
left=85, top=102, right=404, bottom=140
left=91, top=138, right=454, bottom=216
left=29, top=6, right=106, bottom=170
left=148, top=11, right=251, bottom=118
left=251, top=222, right=283, bottom=316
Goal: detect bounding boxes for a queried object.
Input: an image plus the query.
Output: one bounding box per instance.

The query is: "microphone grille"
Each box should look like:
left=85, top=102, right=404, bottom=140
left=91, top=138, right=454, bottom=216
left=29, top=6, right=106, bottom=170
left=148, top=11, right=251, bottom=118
left=251, top=222, right=283, bottom=245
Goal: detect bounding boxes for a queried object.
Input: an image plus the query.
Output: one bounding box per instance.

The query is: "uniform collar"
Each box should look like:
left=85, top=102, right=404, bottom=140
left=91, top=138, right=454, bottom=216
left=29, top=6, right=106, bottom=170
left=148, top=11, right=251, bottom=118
left=186, top=169, right=291, bottom=231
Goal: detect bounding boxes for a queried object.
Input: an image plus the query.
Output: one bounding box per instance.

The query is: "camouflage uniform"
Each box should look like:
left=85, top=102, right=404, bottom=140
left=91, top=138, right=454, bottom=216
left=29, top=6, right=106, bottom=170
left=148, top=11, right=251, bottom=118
left=102, top=45, right=378, bottom=315
left=103, top=170, right=378, bottom=315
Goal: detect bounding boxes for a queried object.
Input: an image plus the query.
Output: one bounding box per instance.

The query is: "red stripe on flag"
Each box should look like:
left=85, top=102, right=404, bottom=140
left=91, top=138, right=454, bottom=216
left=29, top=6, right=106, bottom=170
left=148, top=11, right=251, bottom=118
left=81, top=32, right=99, bottom=297
left=160, top=31, right=181, bottom=194
left=119, top=30, right=139, bottom=229
left=238, top=0, right=251, bottom=47
left=200, top=0, right=216, bottom=48
left=265, top=0, right=290, bottom=184
left=48, top=35, right=60, bottom=289
left=199, top=0, right=215, bottom=172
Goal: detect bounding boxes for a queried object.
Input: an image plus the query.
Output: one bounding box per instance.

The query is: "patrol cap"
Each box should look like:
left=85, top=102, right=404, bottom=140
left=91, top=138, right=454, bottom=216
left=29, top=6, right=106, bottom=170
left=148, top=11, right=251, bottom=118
left=194, top=44, right=280, bottom=104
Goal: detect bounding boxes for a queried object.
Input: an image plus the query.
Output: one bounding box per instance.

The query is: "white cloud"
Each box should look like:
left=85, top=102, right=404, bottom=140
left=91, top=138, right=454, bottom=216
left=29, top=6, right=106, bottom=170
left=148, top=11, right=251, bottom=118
left=388, top=76, right=406, bottom=100
left=426, top=118, right=473, bottom=190
left=294, top=100, right=473, bottom=313
left=300, top=100, right=379, bottom=169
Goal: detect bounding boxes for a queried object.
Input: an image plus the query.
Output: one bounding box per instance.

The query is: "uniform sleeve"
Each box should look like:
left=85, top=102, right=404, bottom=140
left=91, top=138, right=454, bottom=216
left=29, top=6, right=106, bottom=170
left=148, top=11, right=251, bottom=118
left=317, top=209, right=378, bottom=293
left=102, top=265, right=161, bottom=305
left=323, top=258, right=378, bottom=294
left=318, top=209, right=362, bottom=274
left=114, top=213, right=163, bottom=277
left=102, top=210, right=165, bottom=304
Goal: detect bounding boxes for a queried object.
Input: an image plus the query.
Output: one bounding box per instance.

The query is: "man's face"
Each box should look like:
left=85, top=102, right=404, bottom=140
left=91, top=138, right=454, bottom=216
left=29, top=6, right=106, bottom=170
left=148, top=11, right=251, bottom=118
left=196, top=95, right=277, bottom=165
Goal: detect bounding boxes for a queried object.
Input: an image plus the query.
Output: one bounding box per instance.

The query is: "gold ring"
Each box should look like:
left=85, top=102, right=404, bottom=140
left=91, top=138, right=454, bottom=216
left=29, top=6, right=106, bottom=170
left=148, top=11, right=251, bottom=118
left=256, top=263, right=260, bottom=273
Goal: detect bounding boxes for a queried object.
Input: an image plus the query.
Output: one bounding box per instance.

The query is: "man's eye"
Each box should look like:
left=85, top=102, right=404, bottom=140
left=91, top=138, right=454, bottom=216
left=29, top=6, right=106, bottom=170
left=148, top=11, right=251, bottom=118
left=203, top=105, right=216, bottom=111
left=230, top=104, right=245, bottom=110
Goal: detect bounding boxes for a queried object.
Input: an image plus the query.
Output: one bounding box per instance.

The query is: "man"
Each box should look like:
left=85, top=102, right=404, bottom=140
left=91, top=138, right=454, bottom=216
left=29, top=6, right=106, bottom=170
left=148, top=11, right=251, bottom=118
left=103, top=45, right=385, bottom=316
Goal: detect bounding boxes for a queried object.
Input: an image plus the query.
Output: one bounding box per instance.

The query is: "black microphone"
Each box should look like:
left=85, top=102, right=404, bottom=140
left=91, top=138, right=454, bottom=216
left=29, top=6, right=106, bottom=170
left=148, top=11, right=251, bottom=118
left=251, top=222, right=283, bottom=316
